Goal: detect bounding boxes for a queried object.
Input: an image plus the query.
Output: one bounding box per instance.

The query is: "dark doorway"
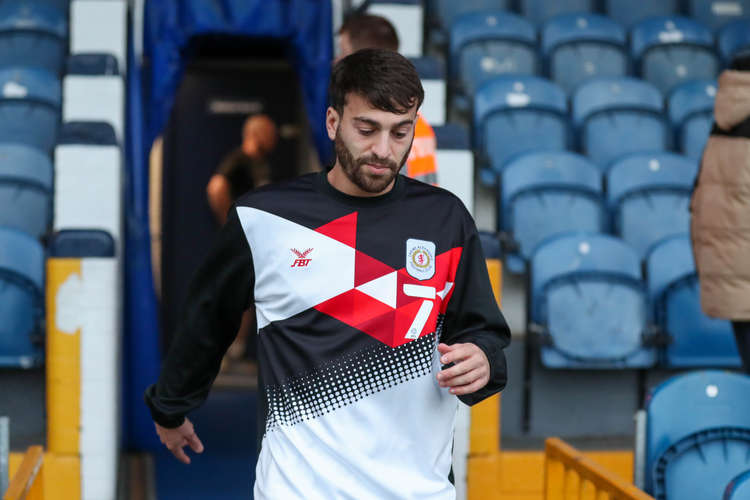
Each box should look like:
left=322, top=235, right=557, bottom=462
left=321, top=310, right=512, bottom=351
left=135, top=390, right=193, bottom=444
left=160, top=37, right=305, bottom=349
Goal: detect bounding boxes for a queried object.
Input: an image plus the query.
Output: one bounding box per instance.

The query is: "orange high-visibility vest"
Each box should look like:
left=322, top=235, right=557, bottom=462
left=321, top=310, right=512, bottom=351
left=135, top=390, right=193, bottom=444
left=406, top=113, right=438, bottom=185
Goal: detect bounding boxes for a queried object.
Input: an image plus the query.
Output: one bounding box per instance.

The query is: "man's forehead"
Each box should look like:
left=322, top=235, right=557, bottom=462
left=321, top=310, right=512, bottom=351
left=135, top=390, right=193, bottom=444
left=342, top=92, right=417, bottom=122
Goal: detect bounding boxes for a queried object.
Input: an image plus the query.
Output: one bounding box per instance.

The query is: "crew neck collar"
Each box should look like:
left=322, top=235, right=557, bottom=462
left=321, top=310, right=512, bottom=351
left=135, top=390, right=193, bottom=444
left=314, top=170, right=406, bottom=208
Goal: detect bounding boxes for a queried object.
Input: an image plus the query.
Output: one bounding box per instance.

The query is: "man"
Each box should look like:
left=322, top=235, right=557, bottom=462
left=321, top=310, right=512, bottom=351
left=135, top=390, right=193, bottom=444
left=145, top=49, right=509, bottom=499
left=338, top=13, right=439, bottom=185
left=206, top=113, right=277, bottom=225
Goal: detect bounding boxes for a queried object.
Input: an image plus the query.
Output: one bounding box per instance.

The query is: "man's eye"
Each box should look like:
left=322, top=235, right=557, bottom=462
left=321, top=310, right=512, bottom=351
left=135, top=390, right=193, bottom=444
left=359, top=129, right=374, bottom=136
left=393, top=131, right=407, bottom=139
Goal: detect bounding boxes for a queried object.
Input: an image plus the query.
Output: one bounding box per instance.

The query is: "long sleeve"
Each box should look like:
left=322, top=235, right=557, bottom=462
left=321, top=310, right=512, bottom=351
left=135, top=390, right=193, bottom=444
left=441, top=217, right=511, bottom=406
left=144, top=207, right=254, bottom=428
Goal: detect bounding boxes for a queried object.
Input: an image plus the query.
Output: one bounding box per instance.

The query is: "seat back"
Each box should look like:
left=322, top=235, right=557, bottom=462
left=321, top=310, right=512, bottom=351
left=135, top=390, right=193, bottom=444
left=718, top=20, right=750, bottom=64
left=687, top=0, right=750, bottom=31
left=0, top=67, right=61, bottom=153
left=530, top=233, right=653, bottom=367
left=63, top=53, right=124, bottom=144
left=668, top=80, right=716, bottom=160
left=645, top=236, right=740, bottom=368
left=501, top=152, right=604, bottom=273
left=450, top=11, right=538, bottom=97
left=519, top=0, right=595, bottom=25
left=0, top=1, right=67, bottom=74
left=542, top=13, right=628, bottom=94
left=573, top=77, right=666, bottom=167
left=431, top=0, right=512, bottom=39
left=0, top=144, right=53, bottom=239
left=607, top=153, right=697, bottom=258
left=604, top=0, right=680, bottom=27
left=645, top=371, right=750, bottom=497
left=631, top=16, right=719, bottom=95
left=434, top=123, right=474, bottom=214
left=368, top=0, right=424, bottom=57
left=0, top=226, right=44, bottom=368
left=410, top=56, right=446, bottom=126
left=474, top=76, right=568, bottom=175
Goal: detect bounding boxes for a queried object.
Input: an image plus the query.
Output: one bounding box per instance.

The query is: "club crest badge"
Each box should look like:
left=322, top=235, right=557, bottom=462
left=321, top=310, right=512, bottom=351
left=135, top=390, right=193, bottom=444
left=406, top=239, right=436, bottom=280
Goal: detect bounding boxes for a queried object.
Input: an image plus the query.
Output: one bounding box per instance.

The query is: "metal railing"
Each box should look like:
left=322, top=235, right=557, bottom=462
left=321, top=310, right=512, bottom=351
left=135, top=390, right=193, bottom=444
left=545, top=438, right=655, bottom=500
left=2, top=446, right=43, bottom=500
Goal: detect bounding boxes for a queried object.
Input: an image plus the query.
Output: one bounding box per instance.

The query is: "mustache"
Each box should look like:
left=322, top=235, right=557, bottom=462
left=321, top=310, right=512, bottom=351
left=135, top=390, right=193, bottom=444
left=356, top=155, right=398, bottom=170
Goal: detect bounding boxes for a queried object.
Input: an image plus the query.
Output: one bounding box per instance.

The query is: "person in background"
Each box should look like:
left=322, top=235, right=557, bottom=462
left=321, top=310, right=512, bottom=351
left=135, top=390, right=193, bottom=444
left=690, top=50, right=750, bottom=372
left=337, top=13, right=439, bottom=185
left=207, top=113, right=278, bottom=225
left=206, top=114, right=277, bottom=364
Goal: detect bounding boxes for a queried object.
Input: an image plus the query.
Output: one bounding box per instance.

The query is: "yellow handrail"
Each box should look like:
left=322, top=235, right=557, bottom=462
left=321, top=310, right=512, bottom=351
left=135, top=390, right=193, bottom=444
left=545, top=438, right=654, bottom=500
left=3, top=446, right=43, bottom=500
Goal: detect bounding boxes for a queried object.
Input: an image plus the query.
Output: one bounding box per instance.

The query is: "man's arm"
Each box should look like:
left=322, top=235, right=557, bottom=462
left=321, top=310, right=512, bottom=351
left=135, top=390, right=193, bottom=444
left=144, top=206, right=254, bottom=445
left=436, top=215, right=510, bottom=406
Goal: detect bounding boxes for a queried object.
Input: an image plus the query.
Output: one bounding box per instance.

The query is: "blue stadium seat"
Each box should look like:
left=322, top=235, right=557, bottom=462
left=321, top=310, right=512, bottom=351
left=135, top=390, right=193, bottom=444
left=645, top=236, right=740, bottom=368
left=644, top=371, right=750, bottom=499
left=0, top=144, right=53, bottom=239
left=607, top=153, right=698, bottom=259
left=449, top=11, right=538, bottom=101
left=0, top=67, right=61, bottom=153
left=573, top=77, right=667, bottom=168
left=0, top=226, right=44, bottom=368
left=519, top=0, right=595, bottom=25
left=542, top=13, right=628, bottom=94
left=725, top=469, right=750, bottom=500
left=631, top=17, right=719, bottom=95
left=668, top=80, right=716, bottom=159
left=529, top=233, right=655, bottom=368
left=410, top=56, right=446, bottom=126
left=474, top=76, right=568, bottom=183
left=49, top=229, right=116, bottom=258
left=427, top=0, right=512, bottom=47
left=499, top=151, right=605, bottom=274
left=687, top=0, right=750, bottom=31
left=603, top=0, right=680, bottom=27
left=0, top=2, right=67, bottom=75
left=434, top=123, right=470, bottom=150
left=718, top=19, right=750, bottom=64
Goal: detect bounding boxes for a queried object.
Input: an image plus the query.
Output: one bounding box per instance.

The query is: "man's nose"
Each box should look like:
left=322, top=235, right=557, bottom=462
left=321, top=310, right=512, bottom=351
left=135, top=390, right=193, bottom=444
left=371, top=132, right=390, bottom=159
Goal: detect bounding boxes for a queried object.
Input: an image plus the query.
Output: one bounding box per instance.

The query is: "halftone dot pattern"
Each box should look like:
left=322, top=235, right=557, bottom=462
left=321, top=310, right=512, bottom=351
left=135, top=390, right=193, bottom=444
left=264, top=332, right=437, bottom=433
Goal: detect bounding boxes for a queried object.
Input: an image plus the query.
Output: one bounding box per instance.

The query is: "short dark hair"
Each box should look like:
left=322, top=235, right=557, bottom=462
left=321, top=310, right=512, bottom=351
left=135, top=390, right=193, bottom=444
left=339, top=14, right=399, bottom=52
left=329, top=48, right=424, bottom=116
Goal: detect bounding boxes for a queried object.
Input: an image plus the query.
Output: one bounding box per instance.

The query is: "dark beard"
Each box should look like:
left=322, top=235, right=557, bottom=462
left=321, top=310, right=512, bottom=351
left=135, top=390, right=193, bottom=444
left=334, top=130, right=411, bottom=194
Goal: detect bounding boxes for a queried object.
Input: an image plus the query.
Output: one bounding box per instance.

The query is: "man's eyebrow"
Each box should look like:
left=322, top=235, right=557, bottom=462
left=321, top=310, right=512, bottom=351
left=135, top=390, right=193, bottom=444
left=353, top=117, right=415, bottom=128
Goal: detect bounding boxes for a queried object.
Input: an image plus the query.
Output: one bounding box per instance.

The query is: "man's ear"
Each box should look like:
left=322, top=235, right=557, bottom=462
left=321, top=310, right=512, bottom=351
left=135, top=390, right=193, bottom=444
left=326, top=107, right=340, bottom=141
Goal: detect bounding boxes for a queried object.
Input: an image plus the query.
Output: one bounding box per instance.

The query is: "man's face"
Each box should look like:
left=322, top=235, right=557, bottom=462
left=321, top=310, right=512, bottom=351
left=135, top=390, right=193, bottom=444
left=327, top=93, right=416, bottom=194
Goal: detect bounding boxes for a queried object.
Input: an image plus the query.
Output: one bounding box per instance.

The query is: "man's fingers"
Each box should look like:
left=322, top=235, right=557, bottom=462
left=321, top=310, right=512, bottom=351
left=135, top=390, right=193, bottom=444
left=187, top=432, right=204, bottom=454
left=437, top=357, right=480, bottom=383
left=437, top=342, right=455, bottom=355
left=449, top=378, right=487, bottom=396
left=171, top=445, right=191, bottom=465
left=438, top=344, right=474, bottom=365
left=440, top=371, right=481, bottom=389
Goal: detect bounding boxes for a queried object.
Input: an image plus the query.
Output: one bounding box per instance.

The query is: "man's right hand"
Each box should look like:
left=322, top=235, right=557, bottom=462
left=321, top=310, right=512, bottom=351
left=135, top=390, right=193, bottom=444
left=155, top=418, right=205, bottom=464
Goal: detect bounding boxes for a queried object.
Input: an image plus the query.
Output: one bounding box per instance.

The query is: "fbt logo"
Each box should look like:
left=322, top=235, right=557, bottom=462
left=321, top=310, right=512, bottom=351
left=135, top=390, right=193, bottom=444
left=290, top=248, right=313, bottom=268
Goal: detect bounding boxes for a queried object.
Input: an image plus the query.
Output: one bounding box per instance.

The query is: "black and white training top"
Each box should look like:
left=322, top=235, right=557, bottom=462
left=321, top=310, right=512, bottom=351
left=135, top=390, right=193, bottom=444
left=145, top=172, right=510, bottom=499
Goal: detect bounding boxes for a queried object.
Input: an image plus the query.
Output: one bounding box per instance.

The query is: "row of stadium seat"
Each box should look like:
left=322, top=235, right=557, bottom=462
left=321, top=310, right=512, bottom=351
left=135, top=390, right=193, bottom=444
left=481, top=231, right=738, bottom=369
left=472, top=75, right=714, bottom=180
left=426, top=0, right=750, bottom=31
left=495, top=151, right=697, bottom=273
left=448, top=12, right=745, bottom=99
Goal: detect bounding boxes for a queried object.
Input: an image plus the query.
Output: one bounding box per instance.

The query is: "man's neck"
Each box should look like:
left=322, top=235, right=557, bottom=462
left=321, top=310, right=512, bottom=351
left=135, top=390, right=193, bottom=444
left=326, top=163, right=395, bottom=198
